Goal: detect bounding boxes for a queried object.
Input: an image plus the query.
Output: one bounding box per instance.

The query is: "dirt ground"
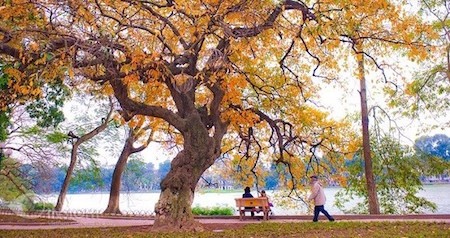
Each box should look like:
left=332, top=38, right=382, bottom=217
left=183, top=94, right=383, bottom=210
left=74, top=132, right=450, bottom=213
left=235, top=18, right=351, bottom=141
left=203, top=222, right=247, bottom=231
left=119, top=223, right=247, bottom=232
left=0, top=214, right=248, bottom=231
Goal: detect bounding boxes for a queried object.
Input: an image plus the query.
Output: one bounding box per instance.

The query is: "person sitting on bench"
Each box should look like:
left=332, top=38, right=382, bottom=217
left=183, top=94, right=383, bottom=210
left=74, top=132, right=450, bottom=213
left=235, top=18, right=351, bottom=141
left=242, top=186, right=255, bottom=217
left=259, top=190, right=273, bottom=212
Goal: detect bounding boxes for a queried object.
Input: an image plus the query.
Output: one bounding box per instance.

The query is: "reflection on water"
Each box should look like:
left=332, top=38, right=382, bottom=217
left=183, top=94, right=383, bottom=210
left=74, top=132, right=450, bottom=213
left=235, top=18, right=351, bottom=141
left=41, top=184, right=450, bottom=215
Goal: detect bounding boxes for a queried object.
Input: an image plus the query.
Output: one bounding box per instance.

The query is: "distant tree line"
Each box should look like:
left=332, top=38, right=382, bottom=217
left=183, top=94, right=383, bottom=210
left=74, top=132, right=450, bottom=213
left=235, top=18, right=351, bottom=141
left=415, top=134, right=450, bottom=162
left=17, top=134, right=449, bottom=195
left=17, top=158, right=283, bottom=194
left=18, top=159, right=172, bottom=194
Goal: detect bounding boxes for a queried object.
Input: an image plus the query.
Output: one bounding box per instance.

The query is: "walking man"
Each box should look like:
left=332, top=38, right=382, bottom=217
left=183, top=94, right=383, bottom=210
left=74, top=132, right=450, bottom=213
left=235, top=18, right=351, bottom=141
left=308, top=175, right=335, bottom=222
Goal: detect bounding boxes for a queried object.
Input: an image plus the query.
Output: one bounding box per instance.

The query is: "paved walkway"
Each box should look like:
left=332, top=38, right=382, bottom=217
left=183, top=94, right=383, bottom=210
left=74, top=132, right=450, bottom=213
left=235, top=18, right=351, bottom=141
left=1, top=214, right=449, bottom=230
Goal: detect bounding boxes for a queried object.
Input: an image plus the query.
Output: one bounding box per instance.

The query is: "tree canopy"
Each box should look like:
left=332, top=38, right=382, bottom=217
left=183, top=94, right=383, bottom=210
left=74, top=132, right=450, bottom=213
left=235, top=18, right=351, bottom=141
left=0, top=0, right=441, bottom=231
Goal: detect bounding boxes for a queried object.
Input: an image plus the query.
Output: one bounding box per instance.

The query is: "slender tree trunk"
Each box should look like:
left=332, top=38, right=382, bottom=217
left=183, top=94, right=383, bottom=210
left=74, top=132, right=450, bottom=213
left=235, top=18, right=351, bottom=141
left=356, top=41, right=380, bottom=214
left=153, top=116, right=222, bottom=231
left=104, top=126, right=151, bottom=214
left=55, top=143, right=79, bottom=211
left=55, top=101, right=113, bottom=211
left=103, top=132, right=133, bottom=214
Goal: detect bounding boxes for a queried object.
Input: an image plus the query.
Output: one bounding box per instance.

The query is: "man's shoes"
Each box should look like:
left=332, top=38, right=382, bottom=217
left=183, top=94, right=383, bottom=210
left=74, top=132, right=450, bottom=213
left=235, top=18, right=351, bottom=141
left=329, top=218, right=335, bottom=222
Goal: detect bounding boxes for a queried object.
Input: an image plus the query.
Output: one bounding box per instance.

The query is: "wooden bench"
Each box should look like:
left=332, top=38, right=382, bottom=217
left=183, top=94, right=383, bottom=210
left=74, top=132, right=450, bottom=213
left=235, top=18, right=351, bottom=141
left=235, top=197, right=270, bottom=220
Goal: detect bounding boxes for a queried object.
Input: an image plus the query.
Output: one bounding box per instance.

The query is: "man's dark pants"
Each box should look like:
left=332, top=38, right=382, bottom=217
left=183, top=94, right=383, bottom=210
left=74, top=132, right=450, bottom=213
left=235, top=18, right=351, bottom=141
left=313, top=205, right=334, bottom=222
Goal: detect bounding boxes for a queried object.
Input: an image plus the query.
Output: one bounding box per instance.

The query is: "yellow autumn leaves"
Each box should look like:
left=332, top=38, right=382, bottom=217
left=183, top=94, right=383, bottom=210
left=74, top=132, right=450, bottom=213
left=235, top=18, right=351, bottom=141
left=0, top=0, right=440, bottom=196
left=1, top=67, right=41, bottom=110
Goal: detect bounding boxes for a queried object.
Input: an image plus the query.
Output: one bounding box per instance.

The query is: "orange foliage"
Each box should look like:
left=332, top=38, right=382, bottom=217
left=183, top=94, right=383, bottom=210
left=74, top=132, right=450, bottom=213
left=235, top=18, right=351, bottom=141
left=0, top=0, right=437, bottom=192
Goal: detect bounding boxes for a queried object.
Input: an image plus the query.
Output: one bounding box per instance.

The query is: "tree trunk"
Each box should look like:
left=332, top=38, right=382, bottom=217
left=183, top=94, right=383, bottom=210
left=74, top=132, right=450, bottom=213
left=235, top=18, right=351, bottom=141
left=153, top=116, right=221, bottom=231
left=103, top=132, right=133, bottom=214
left=153, top=151, right=210, bottom=231
left=54, top=102, right=113, bottom=211
left=55, top=143, right=79, bottom=211
left=356, top=42, right=380, bottom=214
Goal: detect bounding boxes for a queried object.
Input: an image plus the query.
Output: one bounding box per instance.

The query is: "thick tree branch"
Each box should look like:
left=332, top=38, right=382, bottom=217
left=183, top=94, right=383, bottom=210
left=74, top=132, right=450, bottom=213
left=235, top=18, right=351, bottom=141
left=0, top=44, right=20, bottom=59
left=109, top=78, right=186, bottom=132
left=226, top=0, right=315, bottom=38
left=137, top=3, right=189, bottom=49
left=131, top=127, right=154, bottom=153
left=75, top=97, right=115, bottom=144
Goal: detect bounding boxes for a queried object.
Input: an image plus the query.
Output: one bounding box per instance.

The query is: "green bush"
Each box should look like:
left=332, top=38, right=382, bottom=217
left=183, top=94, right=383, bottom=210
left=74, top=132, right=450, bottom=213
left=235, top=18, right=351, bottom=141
left=32, top=202, right=54, bottom=211
left=191, top=206, right=234, bottom=215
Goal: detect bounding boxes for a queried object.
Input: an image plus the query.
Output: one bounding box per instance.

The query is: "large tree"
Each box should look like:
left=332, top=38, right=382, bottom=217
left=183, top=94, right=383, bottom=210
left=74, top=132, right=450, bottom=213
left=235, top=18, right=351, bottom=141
left=0, top=0, right=435, bottom=230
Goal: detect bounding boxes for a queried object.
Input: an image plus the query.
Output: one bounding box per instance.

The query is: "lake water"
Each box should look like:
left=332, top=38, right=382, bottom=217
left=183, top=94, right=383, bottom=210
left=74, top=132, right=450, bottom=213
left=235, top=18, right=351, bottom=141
left=41, top=184, right=450, bottom=215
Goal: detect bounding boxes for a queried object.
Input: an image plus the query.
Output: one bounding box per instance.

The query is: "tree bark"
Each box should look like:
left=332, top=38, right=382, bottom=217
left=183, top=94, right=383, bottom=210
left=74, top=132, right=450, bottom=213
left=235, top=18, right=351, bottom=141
left=103, top=126, right=152, bottom=214
left=103, top=135, right=132, bottom=214
left=153, top=114, right=222, bottom=231
left=55, top=141, right=80, bottom=211
left=356, top=42, right=380, bottom=214
left=103, top=129, right=139, bottom=214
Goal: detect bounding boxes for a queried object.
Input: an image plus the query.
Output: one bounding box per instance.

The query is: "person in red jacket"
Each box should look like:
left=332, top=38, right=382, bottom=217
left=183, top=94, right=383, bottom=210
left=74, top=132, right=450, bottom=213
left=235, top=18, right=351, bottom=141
left=308, top=175, right=335, bottom=222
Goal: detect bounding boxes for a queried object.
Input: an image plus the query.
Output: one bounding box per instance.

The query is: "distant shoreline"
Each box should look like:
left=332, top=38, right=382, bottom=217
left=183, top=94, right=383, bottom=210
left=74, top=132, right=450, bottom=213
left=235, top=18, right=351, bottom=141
left=421, top=181, right=450, bottom=185
left=38, top=182, right=450, bottom=195
left=328, top=181, right=450, bottom=187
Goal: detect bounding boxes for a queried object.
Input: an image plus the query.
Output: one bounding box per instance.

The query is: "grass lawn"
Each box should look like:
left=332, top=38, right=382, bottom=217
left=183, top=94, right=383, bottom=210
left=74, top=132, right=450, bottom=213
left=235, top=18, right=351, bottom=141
left=1, top=221, right=449, bottom=237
